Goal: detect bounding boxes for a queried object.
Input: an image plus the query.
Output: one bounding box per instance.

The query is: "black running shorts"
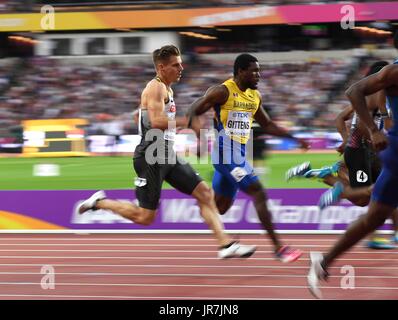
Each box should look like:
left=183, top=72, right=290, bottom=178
left=344, top=145, right=381, bottom=188
left=133, top=156, right=203, bottom=210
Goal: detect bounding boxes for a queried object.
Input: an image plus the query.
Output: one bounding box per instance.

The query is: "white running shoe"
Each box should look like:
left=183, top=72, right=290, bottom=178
left=218, top=241, right=257, bottom=259
left=77, top=190, right=106, bottom=215
left=285, top=161, right=311, bottom=181
left=307, top=251, right=327, bottom=299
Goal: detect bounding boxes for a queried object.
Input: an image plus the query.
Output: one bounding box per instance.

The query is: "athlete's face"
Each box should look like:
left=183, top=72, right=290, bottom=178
left=160, top=55, right=184, bottom=83
left=241, top=62, right=260, bottom=89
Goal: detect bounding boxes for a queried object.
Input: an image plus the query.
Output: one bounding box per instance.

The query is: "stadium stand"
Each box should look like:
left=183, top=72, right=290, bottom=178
left=1, top=49, right=393, bottom=141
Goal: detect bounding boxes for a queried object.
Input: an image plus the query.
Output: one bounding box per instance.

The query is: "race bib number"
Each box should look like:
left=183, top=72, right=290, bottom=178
left=134, top=177, right=147, bottom=187
left=225, top=111, right=252, bottom=139
left=164, top=106, right=176, bottom=141
left=164, top=129, right=176, bottom=141
left=230, top=167, right=248, bottom=182
left=356, top=170, right=368, bottom=183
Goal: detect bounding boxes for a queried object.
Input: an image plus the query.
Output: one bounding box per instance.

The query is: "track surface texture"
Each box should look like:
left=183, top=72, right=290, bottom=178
left=0, top=234, right=396, bottom=300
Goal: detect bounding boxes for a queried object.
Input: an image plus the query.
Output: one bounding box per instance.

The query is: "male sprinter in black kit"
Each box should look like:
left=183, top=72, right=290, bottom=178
left=78, top=45, right=256, bottom=259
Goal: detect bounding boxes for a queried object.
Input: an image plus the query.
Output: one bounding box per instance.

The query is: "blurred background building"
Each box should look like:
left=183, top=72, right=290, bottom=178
left=0, top=0, right=396, bottom=154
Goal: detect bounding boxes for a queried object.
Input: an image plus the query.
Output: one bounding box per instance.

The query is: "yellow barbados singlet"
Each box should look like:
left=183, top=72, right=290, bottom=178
left=215, top=78, right=261, bottom=144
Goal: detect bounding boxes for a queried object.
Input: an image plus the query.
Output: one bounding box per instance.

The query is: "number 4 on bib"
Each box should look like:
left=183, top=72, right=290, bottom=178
left=356, top=170, right=368, bottom=183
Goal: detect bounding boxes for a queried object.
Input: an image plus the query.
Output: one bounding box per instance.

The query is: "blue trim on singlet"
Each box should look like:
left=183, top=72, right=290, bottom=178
left=385, top=59, right=398, bottom=135
left=386, top=97, right=391, bottom=113
left=214, top=104, right=223, bottom=131
left=213, top=103, right=225, bottom=149
left=386, top=96, right=398, bottom=136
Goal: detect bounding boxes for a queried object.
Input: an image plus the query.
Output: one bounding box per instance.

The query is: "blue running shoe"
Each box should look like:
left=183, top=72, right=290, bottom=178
left=304, top=164, right=339, bottom=179
left=330, top=161, right=342, bottom=176
left=366, top=237, right=395, bottom=249
left=318, top=181, right=344, bottom=210
left=285, top=161, right=311, bottom=181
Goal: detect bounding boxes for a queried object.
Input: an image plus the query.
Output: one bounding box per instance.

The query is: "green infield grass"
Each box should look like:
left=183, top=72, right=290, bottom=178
left=0, top=152, right=341, bottom=190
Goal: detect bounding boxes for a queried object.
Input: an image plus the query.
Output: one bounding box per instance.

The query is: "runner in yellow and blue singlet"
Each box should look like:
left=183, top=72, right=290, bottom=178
left=212, top=78, right=261, bottom=198
left=188, top=54, right=309, bottom=263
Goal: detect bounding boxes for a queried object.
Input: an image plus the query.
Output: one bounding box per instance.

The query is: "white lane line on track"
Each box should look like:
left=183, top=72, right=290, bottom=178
left=0, top=272, right=396, bottom=279
left=0, top=245, right=229, bottom=249
left=0, top=255, right=396, bottom=261
left=0, top=282, right=396, bottom=290
left=0, top=263, right=395, bottom=270
left=0, top=249, right=395, bottom=255
left=0, top=238, right=348, bottom=242
left=0, top=243, right=385, bottom=249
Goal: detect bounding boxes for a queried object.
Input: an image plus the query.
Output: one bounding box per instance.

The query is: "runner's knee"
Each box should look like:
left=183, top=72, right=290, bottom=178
left=246, top=183, right=266, bottom=203
left=216, top=197, right=233, bottom=215
left=194, top=183, right=214, bottom=204
left=365, top=211, right=389, bottom=229
left=352, top=198, right=370, bottom=207
left=135, top=210, right=156, bottom=226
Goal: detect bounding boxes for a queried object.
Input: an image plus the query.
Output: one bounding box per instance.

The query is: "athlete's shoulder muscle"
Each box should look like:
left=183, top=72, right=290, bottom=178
left=366, top=65, right=398, bottom=93
left=141, top=79, right=167, bottom=110
left=205, top=84, right=229, bottom=104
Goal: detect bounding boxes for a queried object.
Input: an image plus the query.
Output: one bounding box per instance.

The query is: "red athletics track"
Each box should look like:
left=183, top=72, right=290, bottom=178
left=0, top=234, right=396, bottom=300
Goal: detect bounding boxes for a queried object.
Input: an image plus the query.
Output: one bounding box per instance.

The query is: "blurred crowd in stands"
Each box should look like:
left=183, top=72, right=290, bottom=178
left=0, top=52, right=381, bottom=142
left=0, top=0, right=389, bottom=13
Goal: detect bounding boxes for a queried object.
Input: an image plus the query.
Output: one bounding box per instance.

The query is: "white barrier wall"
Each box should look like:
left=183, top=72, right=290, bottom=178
left=35, top=31, right=180, bottom=56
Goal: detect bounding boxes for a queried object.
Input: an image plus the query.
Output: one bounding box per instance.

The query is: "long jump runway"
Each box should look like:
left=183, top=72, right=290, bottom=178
left=0, top=234, right=396, bottom=300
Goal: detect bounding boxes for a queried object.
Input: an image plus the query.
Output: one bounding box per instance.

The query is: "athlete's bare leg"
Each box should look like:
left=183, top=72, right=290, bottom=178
left=323, top=201, right=394, bottom=268
left=215, top=182, right=282, bottom=250
left=245, top=182, right=283, bottom=251
left=96, top=199, right=156, bottom=226
left=191, top=181, right=232, bottom=247
left=340, top=185, right=372, bottom=207
left=322, top=175, right=339, bottom=187
left=215, top=194, right=234, bottom=215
